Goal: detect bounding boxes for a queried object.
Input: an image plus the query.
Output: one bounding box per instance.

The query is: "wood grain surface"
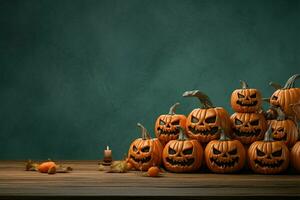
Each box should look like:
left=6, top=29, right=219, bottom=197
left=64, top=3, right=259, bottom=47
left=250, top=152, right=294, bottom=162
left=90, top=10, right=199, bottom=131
left=0, top=161, right=300, bottom=197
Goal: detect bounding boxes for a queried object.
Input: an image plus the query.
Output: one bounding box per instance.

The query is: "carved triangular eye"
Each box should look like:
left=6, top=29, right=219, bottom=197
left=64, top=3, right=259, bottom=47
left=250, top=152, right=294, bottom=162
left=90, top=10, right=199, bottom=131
left=133, top=145, right=138, bottom=152
left=250, top=119, right=259, bottom=126
left=168, top=147, right=176, bottom=155
left=213, top=147, right=221, bottom=155
left=228, top=148, right=237, bottom=155
left=171, top=120, right=180, bottom=125
left=250, top=93, right=257, bottom=98
left=205, top=116, right=216, bottom=123
left=256, top=148, right=265, bottom=156
left=235, top=118, right=243, bottom=125
left=160, top=119, right=166, bottom=125
left=191, top=116, right=199, bottom=123
left=272, top=149, right=282, bottom=157
left=272, top=95, right=278, bottom=100
left=141, top=146, right=150, bottom=152
left=238, top=93, right=245, bottom=98
left=182, top=148, right=193, bottom=155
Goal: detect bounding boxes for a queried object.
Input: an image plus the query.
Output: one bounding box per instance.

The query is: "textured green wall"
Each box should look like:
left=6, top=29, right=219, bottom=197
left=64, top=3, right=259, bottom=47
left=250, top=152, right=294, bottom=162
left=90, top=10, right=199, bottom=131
left=0, top=0, right=299, bottom=160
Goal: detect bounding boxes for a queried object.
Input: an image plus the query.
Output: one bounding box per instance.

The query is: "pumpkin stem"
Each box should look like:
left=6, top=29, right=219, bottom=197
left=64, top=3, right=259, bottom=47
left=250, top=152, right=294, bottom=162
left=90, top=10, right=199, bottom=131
left=168, top=102, right=180, bottom=115
left=283, top=74, right=300, bottom=89
left=176, top=126, right=187, bottom=141
left=264, top=126, right=274, bottom=142
left=219, top=129, right=231, bottom=141
left=182, top=90, right=214, bottom=109
left=137, top=123, right=150, bottom=140
left=273, top=106, right=286, bottom=120
left=269, top=82, right=282, bottom=90
left=239, top=80, right=248, bottom=89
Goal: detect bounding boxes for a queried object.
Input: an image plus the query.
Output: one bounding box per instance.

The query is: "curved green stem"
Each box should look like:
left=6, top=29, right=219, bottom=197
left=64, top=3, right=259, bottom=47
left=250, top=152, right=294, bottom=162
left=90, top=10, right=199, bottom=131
left=283, top=74, right=300, bottom=89
left=137, top=123, right=150, bottom=140
left=168, top=102, right=180, bottom=115
left=176, top=126, right=187, bottom=141
left=182, top=90, right=214, bottom=108
left=269, top=82, right=282, bottom=90
left=264, top=126, right=274, bottom=142
left=239, top=80, right=248, bottom=89
left=219, top=129, right=231, bottom=141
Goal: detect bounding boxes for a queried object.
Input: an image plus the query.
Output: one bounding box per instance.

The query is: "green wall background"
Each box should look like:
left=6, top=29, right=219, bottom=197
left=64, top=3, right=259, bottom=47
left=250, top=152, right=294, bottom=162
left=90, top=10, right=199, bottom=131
left=0, top=0, right=299, bottom=160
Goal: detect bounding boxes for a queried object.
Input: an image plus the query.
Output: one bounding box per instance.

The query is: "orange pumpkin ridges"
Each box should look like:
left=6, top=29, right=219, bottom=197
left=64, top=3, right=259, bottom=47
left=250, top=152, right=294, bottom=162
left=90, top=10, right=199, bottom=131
left=291, top=141, right=300, bottom=172
left=248, top=126, right=289, bottom=174
left=230, top=112, right=267, bottom=144
left=127, top=123, right=163, bottom=171
left=204, top=129, right=246, bottom=173
left=231, top=80, right=263, bottom=113
left=183, top=90, right=232, bottom=143
left=162, top=126, right=203, bottom=173
left=155, top=102, right=187, bottom=146
left=268, top=107, right=298, bottom=148
left=269, top=74, right=300, bottom=122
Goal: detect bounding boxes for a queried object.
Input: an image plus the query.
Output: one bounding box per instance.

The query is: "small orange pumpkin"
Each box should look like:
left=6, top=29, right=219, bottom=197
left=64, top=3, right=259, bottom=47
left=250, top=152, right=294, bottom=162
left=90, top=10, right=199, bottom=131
left=269, top=74, right=300, bottom=121
left=248, top=126, right=289, bottom=174
left=205, top=130, right=246, bottom=173
left=230, top=112, right=267, bottom=144
left=231, top=80, right=262, bottom=113
left=291, top=141, right=300, bottom=172
left=268, top=107, right=298, bottom=148
left=183, top=90, right=231, bottom=144
left=155, top=102, right=187, bottom=145
left=162, top=126, right=203, bottom=172
left=127, top=123, right=163, bottom=171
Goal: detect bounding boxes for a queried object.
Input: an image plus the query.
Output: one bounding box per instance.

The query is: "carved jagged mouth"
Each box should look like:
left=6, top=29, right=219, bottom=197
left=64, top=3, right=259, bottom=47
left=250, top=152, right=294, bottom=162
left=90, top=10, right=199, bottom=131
left=210, top=157, right=239, bottom=168
left=130, top=155, right=151, bottom=163
left=273, top=133, right=287, bottom=141
left=157, top=127, right=180, bottom=135
left=166, top=157, right=195, bottom=166
left=254, top=159, right=284, bottom=168
left=236, top=100, right=258, bottom=107
left=188, top=126, right=219, bottom=135
left=233, top=128, right=261, bottom=137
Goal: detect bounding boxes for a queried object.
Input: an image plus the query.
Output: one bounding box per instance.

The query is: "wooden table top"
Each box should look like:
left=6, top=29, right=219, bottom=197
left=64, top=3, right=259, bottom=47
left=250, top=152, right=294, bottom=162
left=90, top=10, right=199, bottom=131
left=0, top=160, right=300, bottom=198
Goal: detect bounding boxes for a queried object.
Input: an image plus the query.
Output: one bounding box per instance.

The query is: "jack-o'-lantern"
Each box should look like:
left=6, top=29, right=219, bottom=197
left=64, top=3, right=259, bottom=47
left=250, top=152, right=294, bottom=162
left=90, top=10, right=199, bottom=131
left=162, top=126, right=203, bottom=172
left=155, top=102, right=187, bottom=145
left=231, top=80, right=262, bottom=113
left=248, top=127, right=289, bottom=174
left=183, top=90, right=231, bottom=144
left=291, top=142, right=300, bottom=172
left=230, top=112, right=267, bottom=144
left=127, top=123, right=163, bottom=171
left=268, top=107, right=298, bottom=148
left=205, top=130, right=245, bottom=173
left=269, top=74, right=300, bottom=121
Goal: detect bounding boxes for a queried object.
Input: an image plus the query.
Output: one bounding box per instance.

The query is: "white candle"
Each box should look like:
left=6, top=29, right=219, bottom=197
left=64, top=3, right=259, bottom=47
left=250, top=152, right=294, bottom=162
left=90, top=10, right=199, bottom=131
left=104, top=145, right=112, bottom=159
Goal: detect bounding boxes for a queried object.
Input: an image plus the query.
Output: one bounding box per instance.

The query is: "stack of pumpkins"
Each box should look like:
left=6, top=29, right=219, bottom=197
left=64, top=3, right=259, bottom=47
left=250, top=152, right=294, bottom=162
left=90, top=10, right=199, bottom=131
left=127, top=74, right=300, bottom=174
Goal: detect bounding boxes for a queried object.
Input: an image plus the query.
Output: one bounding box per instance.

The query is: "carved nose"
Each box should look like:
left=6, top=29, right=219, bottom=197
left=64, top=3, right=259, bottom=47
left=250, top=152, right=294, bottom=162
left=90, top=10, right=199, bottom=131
left=246, top=97, right=249, bottom=100
left=199, top=122, right=204, bottom=125
left=245, top=124, right=249, bottom=127
left=166, top=124, right=170, bottom=128
left=137, top=151, right=140, bottom=154
left=222, top=153, right=227, bottom=157
left=267, top=155, right=271, bottom=159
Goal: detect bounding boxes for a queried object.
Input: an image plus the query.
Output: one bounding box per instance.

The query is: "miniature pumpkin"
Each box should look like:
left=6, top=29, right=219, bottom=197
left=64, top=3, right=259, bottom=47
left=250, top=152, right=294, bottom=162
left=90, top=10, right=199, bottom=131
left=183, top=90, right=231, bottom=143
left=269, top=74, right=300, bottom=121
left=248, top=126, right=289, bottom=174
left=231, top=80, right=262, bottom=113
left=205, top=130, right=245, bottom=173
left=127, top=123, right=163, bottom=171
left=155, top=102, right=187, bottom=145
left=230, top=112, right=267, bottom=144
left=162, top=126, right=203, bottom=172
left=268, top=107, right=298, bottom=148
left=291, top=141, right=300, bottom=172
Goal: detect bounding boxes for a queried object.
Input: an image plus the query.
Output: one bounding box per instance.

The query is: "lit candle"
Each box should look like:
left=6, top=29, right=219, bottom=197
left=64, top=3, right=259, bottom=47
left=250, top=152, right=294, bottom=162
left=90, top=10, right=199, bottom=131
left=104, top=145, right=112, bottom=162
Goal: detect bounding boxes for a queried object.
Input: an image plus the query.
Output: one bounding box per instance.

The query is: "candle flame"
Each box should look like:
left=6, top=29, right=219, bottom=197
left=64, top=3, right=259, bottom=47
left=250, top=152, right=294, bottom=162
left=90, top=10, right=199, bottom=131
left=106, top=145, right=109, bottom=150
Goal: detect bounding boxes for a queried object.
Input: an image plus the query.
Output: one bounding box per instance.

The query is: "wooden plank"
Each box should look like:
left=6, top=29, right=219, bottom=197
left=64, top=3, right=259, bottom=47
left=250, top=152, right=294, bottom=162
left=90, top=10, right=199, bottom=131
left=0, top=161, right=300, bottom=197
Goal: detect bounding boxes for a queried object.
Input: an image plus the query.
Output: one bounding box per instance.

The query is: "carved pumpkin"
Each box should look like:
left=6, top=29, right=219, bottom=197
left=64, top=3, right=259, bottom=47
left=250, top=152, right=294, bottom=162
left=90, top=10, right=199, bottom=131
left=291, top=141, right=300, bottom=172
left=231, top=80, right=262, bottom=113
left=162, top=126, right=203, bottom=172
left=155, top=102, right=187, bottom=145
left=230, top=112, right=267, bottom=144
left=183, top=90, right=231, bottom=144
left=268, top=107, right=298, bottom=148
left=248, top=127, right=289, bottom=174
left=269, top=74, right=300, bottom=121
left=127, top=123, right=163, bottom=171
left=205, top=130, right=246, bottom=173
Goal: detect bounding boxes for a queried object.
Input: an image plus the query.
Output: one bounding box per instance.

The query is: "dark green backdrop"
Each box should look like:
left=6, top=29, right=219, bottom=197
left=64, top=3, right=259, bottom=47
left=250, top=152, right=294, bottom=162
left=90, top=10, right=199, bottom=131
left=0, top=0, right=299, bottom=160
